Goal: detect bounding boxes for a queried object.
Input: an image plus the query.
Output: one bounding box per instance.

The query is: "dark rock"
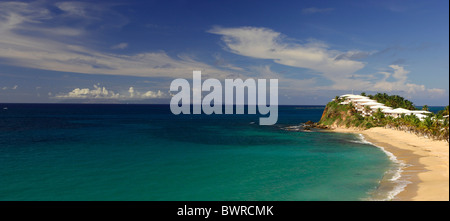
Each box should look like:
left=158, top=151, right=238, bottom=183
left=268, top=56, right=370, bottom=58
left=305, top=121, right=315, bottom=125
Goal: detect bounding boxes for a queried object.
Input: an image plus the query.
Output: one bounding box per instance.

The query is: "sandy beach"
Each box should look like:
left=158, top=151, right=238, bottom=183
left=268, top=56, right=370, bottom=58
left=331, top=127, right=449, bottom=201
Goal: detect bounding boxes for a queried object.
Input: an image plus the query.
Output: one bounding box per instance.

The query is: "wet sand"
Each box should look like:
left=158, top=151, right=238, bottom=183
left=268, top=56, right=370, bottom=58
left=332, top=127, right=449, bottom=201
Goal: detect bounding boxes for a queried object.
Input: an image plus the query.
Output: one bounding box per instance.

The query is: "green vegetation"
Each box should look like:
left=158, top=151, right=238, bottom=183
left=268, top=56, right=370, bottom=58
left=319, top=95, right=449, bottom=142
left=437, top=106, right=449, bottom=117
left=367, top=93, right=416, bottom=110
left=319, top=98, right=387, bottom=129
left=384, top=113, right=449, bottom=142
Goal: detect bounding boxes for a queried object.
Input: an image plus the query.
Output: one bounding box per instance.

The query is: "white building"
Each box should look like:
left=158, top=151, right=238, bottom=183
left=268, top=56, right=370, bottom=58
left=338, top=94, right=432, bottom=120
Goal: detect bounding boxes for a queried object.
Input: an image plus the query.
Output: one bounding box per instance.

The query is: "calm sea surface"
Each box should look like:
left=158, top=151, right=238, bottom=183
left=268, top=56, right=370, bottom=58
left=0, top=104, right=403, bottom=201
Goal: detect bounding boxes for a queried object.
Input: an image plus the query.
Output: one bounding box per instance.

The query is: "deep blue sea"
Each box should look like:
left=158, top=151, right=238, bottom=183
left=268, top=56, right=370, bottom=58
left=0, top=104, right=406, bottom=201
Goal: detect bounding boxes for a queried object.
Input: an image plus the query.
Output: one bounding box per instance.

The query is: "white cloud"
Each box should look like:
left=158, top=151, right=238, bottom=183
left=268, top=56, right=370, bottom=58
left=208, top=26, right=446, bottom=99
left=55, top=85, right=120, bottom=99
left=54, top=85, right=167, bottom=100
left=54, top=1, right=128, bottom=27
left=56, top=1, right=93, bottom=18
left=0, top=1, right=233, bottom=79
left=334, top=50, right=374, bottom=60
left=373, top=65, right=426, bottom=94
left=128, top=86, right=135, bottom=98
left=0, top=3, right=445, bottom=103
left=328, top=64, right=446, bottom=98
left=208, top=26, right=365, bottom=80
left=139, top=90, right=165, bottom=99
left=427, top=88, right=446, bottom=95
left=1, top=85, right=18, bottom=90
left=111, top=42, right=128, bottom=50
left=426, top=88, right=446, bottom=99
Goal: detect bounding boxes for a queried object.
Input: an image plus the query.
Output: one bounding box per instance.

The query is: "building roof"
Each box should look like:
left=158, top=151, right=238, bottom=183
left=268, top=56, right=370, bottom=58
left=381, top=109, right=395, bottom=113
left=340, top=94, right=369, bottom=99
left=360, top=101, right=383, bottom=106
left=338, top=94, right=439, bottom=120
left=409, top=110, right=432, bottom=114
left=414, top=114, right=428, bottom=119
left=370, top=105, right=392, bottom=110
left=382, top=109, right=409, bottom=114
left=352, top=98, right=374, bottom=103
left=393, top=108, right=411, bottom=113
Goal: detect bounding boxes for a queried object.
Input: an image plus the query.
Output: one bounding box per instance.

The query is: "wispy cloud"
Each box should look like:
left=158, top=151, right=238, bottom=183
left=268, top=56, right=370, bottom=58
left=334, top=50, right=374, bottom=61
left=208, top=26, right=446, bottom=98
left=301, top=7, right=334, bottom=15
left=111, top=42, right=128, bottom=50
left=54, top=1, right=129, bottom=28
left=208, top=26, right=366, bottom=81
left=0, top=1, right=233, bottom=79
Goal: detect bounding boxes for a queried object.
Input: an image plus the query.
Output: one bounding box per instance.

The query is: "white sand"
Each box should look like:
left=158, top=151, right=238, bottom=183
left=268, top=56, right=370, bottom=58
left=332, top=127, right=449, bottom=201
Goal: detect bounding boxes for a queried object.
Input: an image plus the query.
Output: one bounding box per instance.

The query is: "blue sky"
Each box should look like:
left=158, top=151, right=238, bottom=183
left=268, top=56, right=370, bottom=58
left=0, top=0, right=448, bottom=105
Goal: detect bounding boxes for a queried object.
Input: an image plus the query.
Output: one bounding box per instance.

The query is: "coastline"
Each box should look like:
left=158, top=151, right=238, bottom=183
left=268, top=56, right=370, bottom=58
left=330, top=127, right=449, bottom=201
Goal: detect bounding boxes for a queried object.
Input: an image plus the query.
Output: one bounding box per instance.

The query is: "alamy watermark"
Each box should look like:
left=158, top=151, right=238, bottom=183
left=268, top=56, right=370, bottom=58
left=169, top=71, right=278, bottom=125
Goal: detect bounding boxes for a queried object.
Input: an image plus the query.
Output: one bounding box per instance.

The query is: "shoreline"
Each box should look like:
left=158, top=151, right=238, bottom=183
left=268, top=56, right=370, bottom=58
left=329, top=127, right=449, bottom=201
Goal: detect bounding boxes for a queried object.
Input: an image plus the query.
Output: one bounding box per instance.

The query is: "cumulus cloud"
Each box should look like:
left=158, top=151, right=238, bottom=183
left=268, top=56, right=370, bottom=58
left=355, top=64, right=445, bottom=97
left=373, top=65, right=424, bottom=93
left=54, top=85, right=120, bottom=99
left=127, top=86, right=165, bottom=99
left=1, top=85, right=18, bottom=90
left=314, top=64, right=435, bottom=95
left=54, top=85, right=166, bottom=100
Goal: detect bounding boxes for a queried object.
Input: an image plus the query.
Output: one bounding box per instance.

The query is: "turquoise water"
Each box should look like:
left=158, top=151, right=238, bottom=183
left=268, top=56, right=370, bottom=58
left=0, top=104, right=393, bottom=201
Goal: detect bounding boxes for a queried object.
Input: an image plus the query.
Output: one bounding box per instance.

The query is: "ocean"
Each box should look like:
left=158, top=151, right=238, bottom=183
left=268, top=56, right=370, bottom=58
left=0, top=104, right=400, bottom=201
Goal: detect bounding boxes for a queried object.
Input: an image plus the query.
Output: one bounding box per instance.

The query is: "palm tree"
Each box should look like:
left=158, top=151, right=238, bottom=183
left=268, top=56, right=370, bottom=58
left=334, top=96, right=340, bottom=103
left=443, top=106, right=449, bottom=116
left=422, top=105, right=429, bottom=111
left=421, top=116, right=434, bottom=138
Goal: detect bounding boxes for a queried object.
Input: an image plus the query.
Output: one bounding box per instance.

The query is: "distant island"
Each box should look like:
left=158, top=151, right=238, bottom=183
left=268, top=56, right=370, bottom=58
left=318, top=93, right=449, bottom=142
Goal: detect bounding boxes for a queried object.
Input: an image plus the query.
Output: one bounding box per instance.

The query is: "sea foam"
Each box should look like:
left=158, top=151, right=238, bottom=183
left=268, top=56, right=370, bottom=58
left=356, top=134, right=410, bottom=201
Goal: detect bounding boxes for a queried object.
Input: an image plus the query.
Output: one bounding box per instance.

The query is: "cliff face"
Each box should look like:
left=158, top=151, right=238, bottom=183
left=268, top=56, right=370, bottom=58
left=318, top=101, right=368, bottom=129
left=319, top=106, right=328, bottom=123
